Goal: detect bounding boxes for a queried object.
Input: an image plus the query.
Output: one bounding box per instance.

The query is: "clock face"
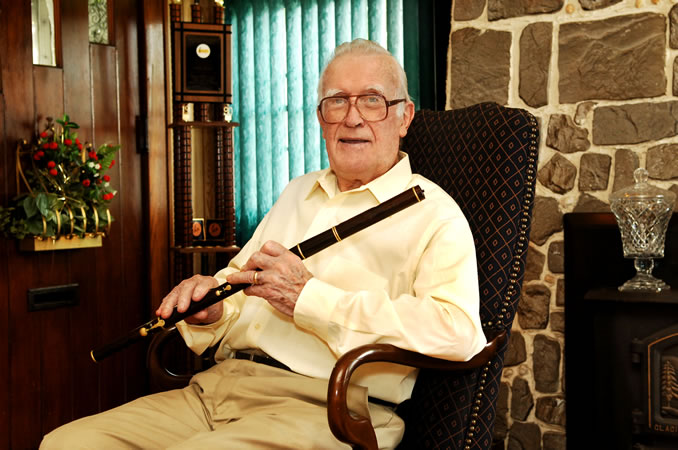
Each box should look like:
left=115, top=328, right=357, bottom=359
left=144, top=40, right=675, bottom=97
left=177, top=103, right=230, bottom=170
left=185, top=34, right=222, bottom=92
left=196, top=43, right=211, bottom=59
left=192, top=221, right=203, bottom=237
left=208, top=222, right=222, bottom=237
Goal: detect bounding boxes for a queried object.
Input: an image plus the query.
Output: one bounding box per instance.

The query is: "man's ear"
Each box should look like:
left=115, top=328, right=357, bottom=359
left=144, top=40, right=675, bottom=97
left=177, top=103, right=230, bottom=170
left=317, top=109, right=327, bottom=139
left=399, top=101, right=415, bottom=138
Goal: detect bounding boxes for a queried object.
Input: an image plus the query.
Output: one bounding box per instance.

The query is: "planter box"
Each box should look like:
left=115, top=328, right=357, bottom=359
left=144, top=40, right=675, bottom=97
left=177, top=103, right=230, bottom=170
left=19, top=235, right=103, bottom=251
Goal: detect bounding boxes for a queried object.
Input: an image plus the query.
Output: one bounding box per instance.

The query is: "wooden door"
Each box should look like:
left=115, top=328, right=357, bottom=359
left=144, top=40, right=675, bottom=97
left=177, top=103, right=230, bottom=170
left=0, top=1, right=169, bottom=448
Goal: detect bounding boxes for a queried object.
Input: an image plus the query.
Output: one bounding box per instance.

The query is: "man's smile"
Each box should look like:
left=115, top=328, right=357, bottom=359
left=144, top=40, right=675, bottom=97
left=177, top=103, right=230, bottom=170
left=338, top=138, right=370, bottom=144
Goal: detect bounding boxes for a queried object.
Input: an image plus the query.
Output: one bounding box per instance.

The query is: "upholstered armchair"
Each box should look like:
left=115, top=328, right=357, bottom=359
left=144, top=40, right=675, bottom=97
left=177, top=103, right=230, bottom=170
left=148, top=102, right=539, bottom=449
left=327, top=103, right=539, bottom=449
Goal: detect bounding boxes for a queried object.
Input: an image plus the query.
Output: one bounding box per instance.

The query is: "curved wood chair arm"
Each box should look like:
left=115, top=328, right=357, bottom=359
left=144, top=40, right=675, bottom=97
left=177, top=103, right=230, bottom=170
left=146, top=326, right=193, bottom=390
left=327, top=330, right=508, bottom=450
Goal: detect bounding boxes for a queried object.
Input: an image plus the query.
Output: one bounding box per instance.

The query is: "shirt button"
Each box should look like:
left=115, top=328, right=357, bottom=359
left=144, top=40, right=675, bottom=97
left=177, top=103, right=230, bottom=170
left=254, top=323, right=261, bottom=330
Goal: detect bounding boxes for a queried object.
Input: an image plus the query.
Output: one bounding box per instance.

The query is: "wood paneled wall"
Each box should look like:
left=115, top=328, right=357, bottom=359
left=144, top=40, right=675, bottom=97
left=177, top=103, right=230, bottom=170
left=0, top=1, right=169, bottom=448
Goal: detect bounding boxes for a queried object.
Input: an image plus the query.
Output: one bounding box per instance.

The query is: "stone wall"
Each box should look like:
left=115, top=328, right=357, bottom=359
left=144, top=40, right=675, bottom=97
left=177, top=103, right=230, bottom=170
left=447, top=1, right=678, bottom=448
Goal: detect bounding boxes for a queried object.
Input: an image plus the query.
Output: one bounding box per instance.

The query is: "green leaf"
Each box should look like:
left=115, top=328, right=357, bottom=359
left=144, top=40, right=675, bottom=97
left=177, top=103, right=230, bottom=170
left=23, top=196, right=38, bottom=218
left=27, top=219, right=45, bottom=236
left=45, top=210, right=57, bottom=223
left=35, top=193, right=51, bottom=217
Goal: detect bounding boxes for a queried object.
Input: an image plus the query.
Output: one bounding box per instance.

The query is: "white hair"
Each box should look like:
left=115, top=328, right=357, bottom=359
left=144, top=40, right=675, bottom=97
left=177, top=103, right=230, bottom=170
left=318, top=39, right=412, bottom=116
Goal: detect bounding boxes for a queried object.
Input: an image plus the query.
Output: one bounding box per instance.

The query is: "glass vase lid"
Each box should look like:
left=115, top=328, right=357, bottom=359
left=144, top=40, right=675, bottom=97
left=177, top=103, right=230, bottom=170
left=609, top=168, right=676, bottom=293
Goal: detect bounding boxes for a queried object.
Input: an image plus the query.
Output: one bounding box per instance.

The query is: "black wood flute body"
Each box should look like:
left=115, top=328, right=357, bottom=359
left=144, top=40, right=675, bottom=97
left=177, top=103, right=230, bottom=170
left=91, top=185, right=425, bottom=362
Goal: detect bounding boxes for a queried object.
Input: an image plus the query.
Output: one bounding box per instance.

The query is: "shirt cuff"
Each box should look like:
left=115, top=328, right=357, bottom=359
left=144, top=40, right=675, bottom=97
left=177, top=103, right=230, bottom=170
left=293, top=277, right=343, bottom=343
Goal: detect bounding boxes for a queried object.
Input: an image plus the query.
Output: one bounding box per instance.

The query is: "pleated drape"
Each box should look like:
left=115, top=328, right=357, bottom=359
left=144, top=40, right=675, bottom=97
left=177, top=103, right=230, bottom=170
left=228, top=0, right=417, bottom=244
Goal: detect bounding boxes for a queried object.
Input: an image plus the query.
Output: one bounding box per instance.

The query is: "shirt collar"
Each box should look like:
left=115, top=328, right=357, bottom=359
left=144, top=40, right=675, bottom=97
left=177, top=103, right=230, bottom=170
left=306, top=151, right=413, bottom=203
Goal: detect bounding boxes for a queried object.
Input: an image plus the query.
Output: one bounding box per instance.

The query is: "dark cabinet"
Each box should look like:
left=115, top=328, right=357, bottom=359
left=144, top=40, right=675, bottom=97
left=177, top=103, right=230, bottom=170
left=564, top=212, right=678, bottom=449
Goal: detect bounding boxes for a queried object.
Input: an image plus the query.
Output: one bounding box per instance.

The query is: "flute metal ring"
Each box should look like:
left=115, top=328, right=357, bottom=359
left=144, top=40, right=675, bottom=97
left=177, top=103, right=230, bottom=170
left=253, top=271, right=258, bottom=285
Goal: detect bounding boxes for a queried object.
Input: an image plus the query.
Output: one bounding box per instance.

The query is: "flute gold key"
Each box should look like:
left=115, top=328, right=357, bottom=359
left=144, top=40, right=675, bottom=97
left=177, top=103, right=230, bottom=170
left=90, top=185, right=425, bottom=362
left=139, top=319, right=165, bottom=337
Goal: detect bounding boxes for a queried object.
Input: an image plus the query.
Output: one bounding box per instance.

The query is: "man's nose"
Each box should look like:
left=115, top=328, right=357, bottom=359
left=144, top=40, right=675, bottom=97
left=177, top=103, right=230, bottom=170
left=343, top=101, right=364, bottom=126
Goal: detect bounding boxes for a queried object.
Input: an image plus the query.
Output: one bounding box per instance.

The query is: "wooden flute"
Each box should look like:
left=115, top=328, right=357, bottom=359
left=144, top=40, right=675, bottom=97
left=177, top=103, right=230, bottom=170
left=91, top=185, right=425, bottom=362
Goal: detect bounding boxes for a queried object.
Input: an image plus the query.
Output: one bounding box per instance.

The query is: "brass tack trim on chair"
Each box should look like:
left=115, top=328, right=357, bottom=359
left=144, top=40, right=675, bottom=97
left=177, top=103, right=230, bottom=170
left=460, top=108, right=540, bottom=450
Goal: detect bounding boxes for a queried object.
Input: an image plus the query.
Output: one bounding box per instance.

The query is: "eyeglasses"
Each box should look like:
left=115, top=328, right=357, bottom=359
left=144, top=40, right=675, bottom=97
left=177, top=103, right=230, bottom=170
left=317, top=94, right=406, bottom=124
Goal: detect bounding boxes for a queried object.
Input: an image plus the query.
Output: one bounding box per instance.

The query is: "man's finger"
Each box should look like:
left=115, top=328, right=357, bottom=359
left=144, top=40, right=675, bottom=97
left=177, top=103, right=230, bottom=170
left=233, top=270, right=260, bottom=286
left=192, top=278, right=218, bottom=300
left=260, top=240, right=287, bottom=256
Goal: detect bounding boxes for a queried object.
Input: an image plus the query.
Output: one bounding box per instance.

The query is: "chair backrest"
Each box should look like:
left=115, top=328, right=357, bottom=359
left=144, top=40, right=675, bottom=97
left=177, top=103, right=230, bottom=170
left=397, top=103, right=539, bottom=449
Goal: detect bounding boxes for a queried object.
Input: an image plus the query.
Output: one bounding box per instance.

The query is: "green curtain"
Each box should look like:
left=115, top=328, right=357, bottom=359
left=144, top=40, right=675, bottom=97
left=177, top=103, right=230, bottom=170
left=229, top=0, right=418, bottom=245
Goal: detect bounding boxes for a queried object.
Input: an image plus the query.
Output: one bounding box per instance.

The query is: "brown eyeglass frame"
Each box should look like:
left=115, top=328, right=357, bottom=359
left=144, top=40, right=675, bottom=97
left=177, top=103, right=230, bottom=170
left=317, top=94, right=406, bottom=123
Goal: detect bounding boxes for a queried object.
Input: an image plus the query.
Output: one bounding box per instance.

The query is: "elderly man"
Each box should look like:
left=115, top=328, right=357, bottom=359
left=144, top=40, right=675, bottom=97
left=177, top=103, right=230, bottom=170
left=42, top=38, right=485, bottom=449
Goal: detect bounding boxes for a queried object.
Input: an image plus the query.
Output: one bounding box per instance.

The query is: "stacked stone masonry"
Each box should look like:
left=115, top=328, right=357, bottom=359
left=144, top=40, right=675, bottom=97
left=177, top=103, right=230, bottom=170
left=449, top=1, right=678, bottom=449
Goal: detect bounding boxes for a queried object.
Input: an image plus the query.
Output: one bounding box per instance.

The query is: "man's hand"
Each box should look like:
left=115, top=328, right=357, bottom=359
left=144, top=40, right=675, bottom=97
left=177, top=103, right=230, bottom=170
left=155, top=275, right=222, bottom=325
left=227, top=240, right=313, bottom=317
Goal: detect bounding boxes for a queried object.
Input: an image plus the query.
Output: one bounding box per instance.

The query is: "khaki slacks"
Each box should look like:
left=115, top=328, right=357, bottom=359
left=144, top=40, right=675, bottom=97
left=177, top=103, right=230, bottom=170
left=41, top=359, right=404, bottom=449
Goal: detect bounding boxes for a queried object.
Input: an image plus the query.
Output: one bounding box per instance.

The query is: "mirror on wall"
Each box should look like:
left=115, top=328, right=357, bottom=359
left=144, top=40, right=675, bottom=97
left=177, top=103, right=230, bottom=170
left=31, top=0, right=57, bottom=66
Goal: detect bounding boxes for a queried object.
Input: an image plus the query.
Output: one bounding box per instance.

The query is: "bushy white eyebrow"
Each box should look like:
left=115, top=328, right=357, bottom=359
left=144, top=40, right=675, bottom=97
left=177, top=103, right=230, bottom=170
left=322, top=84, right=386, bottom=98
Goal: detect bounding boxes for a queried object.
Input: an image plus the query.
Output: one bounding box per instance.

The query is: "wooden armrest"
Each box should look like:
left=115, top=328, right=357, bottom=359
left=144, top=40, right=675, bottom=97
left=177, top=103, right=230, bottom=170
left=146, top=326, right=194, bottom=391
left=326, top=330, right=507, bottom=450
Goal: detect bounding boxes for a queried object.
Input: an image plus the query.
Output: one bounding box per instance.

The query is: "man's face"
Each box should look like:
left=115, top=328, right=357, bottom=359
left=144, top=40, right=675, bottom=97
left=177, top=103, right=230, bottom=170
left=317, top=54, right=414, bottom=192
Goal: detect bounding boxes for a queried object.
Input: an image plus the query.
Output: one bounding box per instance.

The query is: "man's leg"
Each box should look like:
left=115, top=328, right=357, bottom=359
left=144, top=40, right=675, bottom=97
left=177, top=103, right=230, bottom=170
left=43, top=359, right=404, bottom=449
left=167, top=402, right=402, bottom=450
left=172, top=359, right=404, bottom=450
left=40, top=384, right=210, bottom=449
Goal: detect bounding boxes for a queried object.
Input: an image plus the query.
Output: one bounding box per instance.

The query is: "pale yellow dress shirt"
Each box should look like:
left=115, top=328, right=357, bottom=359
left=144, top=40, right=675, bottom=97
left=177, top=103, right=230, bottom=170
left=177, top=152, right=486, bottom=404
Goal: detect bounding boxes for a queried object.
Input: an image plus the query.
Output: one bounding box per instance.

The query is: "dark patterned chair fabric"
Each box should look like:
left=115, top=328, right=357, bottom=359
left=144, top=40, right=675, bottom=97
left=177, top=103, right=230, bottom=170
left=327, top=102, right=539, bottom=449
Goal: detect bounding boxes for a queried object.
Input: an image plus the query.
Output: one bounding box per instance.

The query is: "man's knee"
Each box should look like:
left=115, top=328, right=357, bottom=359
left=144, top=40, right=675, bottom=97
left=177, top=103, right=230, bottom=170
left=40, top=422, right=108, bottom=450
left=41, top=425, right=73, bottom=449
